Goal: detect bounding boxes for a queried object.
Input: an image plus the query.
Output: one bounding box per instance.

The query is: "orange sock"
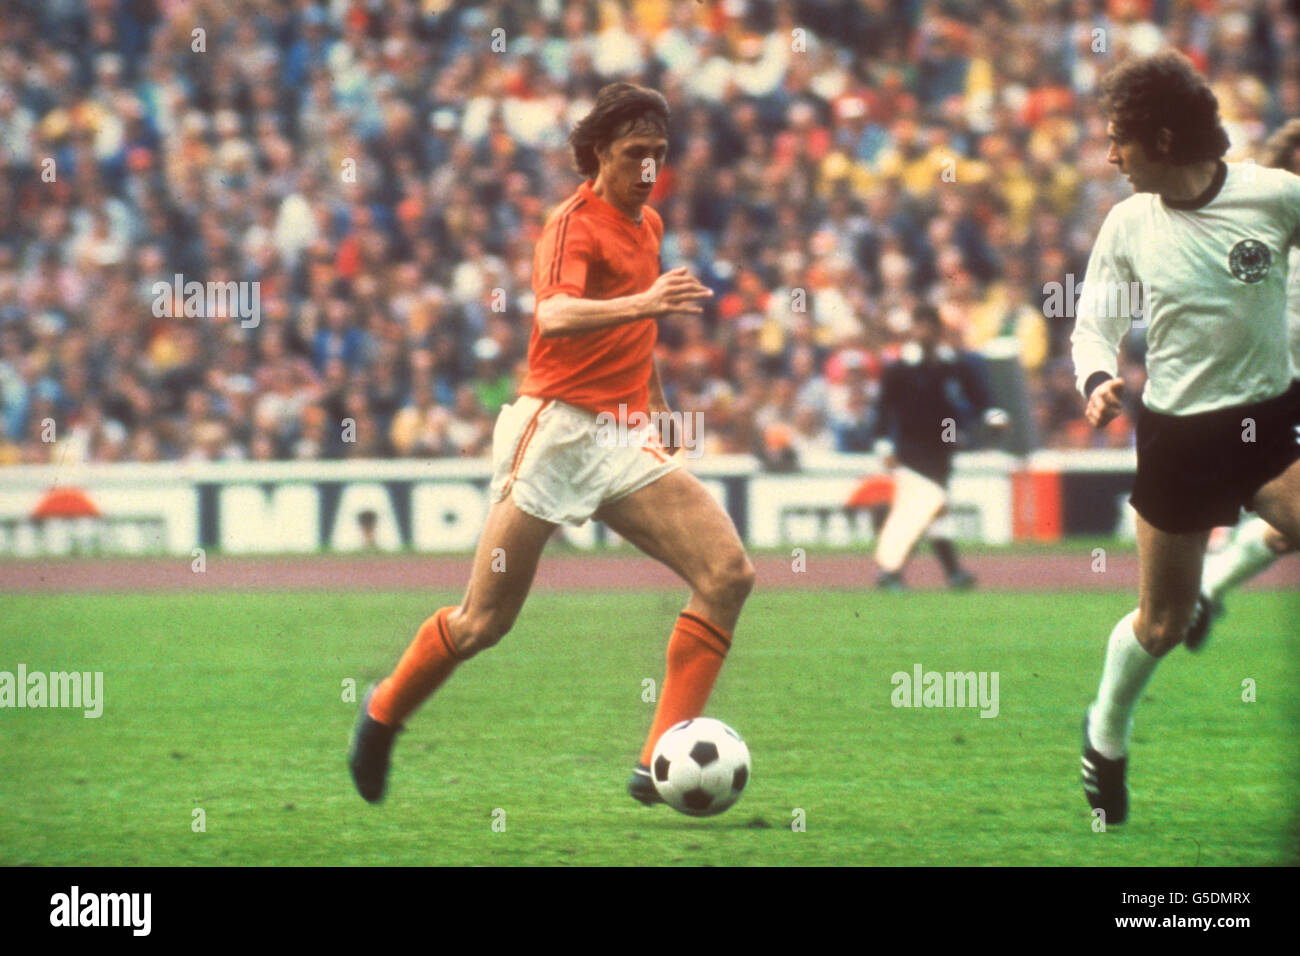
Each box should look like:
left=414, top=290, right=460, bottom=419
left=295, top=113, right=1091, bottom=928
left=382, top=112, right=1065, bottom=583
left=638, top=612, right=732, bottom=766
left=367, top=606, right=463, bottom=727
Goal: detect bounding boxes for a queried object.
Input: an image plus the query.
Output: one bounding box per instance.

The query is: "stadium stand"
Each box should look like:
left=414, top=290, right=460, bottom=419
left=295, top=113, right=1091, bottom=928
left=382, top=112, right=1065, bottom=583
left=1, top=0, right=1296, bottom=465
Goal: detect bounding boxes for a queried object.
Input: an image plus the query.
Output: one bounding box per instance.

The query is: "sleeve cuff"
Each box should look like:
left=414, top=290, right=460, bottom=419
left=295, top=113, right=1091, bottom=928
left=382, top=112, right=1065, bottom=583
left=1083, top=371, right=1113, bottom=400
left=535, top=286, right=583, bottom=303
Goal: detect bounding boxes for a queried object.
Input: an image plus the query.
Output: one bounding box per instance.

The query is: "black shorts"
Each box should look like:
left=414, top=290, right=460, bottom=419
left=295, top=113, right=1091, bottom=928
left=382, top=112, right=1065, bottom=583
left=1131, top=386, right=1300, bottom=534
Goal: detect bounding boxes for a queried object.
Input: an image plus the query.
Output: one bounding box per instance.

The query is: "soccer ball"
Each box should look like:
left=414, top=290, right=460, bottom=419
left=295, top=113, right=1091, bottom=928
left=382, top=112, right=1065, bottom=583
left=650, top=717, right=750, bottom=817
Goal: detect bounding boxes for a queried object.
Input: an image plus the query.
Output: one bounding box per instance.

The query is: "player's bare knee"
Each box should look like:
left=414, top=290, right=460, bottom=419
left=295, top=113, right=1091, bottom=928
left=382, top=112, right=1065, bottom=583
left=701, top=550, right=755, bottom=610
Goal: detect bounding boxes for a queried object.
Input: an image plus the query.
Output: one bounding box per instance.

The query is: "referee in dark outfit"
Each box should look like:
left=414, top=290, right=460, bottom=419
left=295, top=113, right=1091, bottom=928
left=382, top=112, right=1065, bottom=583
left=872, top=304, right=1009, bottom=590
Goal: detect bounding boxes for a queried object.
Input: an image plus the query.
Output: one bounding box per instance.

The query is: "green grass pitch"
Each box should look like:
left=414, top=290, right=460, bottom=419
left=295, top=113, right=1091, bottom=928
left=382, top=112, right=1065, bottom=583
left=2, top=587, right=1296, bottom=866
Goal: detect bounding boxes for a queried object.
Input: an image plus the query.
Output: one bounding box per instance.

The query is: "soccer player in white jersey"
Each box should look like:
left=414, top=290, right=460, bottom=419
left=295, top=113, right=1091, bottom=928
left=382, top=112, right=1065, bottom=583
left=1070, top=53, right=1300, bottom=825
left=1186, top=119, right=1300, bottom=649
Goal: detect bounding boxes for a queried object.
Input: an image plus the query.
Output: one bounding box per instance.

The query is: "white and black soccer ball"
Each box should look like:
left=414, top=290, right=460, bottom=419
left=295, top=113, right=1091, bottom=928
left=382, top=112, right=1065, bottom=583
left=650, top=717, right=750, bottom=817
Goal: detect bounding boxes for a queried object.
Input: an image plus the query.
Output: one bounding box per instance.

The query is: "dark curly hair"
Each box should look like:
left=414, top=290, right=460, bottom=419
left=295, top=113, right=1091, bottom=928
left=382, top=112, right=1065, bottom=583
left=1259, top=118, right=1300, bottom=173
left=1099, top=51, right=1230, bottom=164
left=568, top=83, right=669, bottom=178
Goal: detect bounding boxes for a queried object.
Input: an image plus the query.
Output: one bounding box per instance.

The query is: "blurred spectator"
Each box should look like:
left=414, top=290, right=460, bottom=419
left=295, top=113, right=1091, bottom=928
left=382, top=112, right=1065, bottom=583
left=390, top=380, right=450, bottom=458
left=444, top=383, right=492, bottom=458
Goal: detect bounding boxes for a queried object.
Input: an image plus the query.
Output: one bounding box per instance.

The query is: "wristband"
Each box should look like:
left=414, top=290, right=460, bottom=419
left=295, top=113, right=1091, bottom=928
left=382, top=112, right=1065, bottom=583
left=1084, top=371, right=1113, bottom=399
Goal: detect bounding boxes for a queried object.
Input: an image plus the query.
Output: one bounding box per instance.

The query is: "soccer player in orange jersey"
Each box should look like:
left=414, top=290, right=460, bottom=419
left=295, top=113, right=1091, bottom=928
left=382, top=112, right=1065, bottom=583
left=349, top=83, right=755, bottom=806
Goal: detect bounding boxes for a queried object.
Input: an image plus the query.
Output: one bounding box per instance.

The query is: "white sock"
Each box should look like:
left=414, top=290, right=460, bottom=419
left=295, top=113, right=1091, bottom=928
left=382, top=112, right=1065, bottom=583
left=1202, top=518, right=1276, bottom=602
left=1088, top=610, right=1158, bottom=760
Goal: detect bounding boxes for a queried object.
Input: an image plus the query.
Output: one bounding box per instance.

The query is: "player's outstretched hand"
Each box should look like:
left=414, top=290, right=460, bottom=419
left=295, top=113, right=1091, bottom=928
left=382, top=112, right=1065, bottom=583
left=643, top=267, right=713, bottom=317
left=1085, top=378, right=1125, bottom=429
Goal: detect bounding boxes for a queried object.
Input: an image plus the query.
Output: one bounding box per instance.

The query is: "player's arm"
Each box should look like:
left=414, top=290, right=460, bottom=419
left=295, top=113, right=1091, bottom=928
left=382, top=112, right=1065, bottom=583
left=956, top=351, right=1010, bottom=430
left=648, top=355, right=669, bottom=415
left=647, top=356, right=689, bottom=461
left=537, top=268, right=712, bottom=337
left=1286, top=168, right=1300, bottom=251
left=1070, top=208, right=1134, bottom=428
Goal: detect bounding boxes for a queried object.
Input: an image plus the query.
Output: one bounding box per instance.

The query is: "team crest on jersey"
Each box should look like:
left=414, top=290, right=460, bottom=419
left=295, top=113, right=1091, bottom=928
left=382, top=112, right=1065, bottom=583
left=1228, top=239, right=1271, bottom=283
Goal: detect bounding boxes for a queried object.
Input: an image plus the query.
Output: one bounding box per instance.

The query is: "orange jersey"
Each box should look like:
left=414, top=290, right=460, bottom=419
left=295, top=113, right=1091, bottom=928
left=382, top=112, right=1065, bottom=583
left=521, top=180, right=663, bottom=417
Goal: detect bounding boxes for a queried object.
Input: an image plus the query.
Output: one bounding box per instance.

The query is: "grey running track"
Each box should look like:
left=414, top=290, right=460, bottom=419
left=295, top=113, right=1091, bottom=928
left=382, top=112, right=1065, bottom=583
left=1, top=551, right=1298, bottom=593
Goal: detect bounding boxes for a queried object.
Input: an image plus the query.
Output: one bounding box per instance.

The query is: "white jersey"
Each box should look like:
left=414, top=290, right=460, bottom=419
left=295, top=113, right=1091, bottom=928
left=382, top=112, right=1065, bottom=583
left=1289, top=246, right=1300, bottom=378
left=1071, top=162, right=1300, bottom=415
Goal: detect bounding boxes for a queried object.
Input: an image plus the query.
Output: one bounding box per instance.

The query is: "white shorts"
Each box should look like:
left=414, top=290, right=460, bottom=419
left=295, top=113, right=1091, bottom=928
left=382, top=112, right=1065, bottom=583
left=488, top=395, right=682, bottom=526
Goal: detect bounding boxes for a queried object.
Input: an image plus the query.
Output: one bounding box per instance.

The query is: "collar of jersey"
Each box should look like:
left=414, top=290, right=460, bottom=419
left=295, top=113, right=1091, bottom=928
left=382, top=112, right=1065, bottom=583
left=902, top=342, right=957, bottom=365
left=579, top=179, right=645, bottom=226
left=1161, top=160, right=1227, bottom=211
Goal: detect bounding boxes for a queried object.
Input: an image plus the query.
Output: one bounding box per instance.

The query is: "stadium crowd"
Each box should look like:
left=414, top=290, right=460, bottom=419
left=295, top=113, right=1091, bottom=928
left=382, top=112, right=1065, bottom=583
left=1, top=0, right=1297, bottom=466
